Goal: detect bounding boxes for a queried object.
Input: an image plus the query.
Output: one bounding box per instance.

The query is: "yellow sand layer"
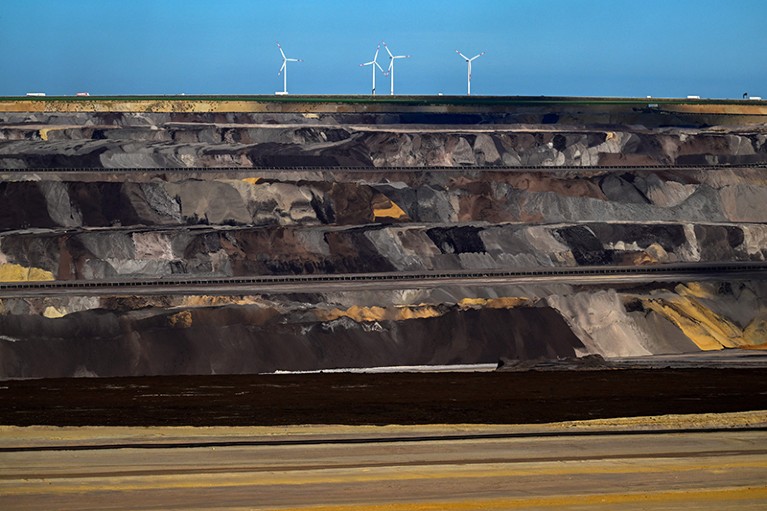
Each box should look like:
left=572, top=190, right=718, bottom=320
left=679, top=281, right=717, bottom=300
left=0, top=263, right=55, bottom=282
left=642, top=284, right=767, bottom=350
left=373, top=200, right=407, bottom=220
left=180, top=295, right=267, bottom=307
left=167, top=310, right=193, bottom=328
left=458, top=297, right=529, bottom=309
left=2, top=99, right=766, bottom=115
left=319, top=298, right=528, bottom=323
left=36, top=126, right=75, bottom=140
left=42, top=306, right=65, bottom=318
left=318, top=305, right=442, bottom=323
left=662, top=103, right=767, bottom=115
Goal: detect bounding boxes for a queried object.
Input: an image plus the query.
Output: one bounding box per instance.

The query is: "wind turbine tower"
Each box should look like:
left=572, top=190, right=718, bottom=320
left=383, top=42, right=410, bottom=95
left=360, top=45, right=386, bottom=95
left=456, top=50, right=485, bottom=96
left=276, top=42, right=302, bottom=95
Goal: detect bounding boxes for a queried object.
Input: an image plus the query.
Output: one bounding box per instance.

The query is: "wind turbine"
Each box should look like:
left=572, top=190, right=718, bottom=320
left=360, top=45, right=386, bottom=95
left=276, top=42, right=302, bottom=95
left=456, top=50, right=485, bottom=96
left=383, top=42, right=410, bottom=95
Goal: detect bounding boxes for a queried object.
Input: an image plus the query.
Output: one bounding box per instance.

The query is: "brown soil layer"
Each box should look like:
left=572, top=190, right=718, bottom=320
left=1, top=369, right=765, bottom=427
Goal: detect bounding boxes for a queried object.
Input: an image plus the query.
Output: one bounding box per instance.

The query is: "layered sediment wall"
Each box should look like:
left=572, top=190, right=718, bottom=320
left=1, top=101, right=765, bottom=378
left=1, top=280, right=765, bottom=378
left=1, top=111, right=766, bottom=168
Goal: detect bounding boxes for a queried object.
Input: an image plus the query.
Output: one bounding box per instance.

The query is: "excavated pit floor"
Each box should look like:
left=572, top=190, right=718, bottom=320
left=1, top=368, right=766, bottom=426
left=2, top=106, right=766, bottom=413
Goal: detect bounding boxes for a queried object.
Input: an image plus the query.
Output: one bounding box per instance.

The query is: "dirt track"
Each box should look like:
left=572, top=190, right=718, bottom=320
left=2, top=368, right=765, bottom=426
left=3, top=426, right=766, bottom=511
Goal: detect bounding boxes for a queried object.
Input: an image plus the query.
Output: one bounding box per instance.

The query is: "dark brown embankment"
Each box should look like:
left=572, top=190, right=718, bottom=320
left=1, top=369, right=765, bottom=426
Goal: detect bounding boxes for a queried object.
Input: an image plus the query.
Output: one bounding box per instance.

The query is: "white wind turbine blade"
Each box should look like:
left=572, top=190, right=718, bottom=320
left=383, top=42, right=394, bottom=59
left=470, top=51, right=486, bottom=61
left=456, top=50, right=469, bottom=61
left=375, top=61, right=384, bottom=73
left=278, top=61, right=286, bottom=76
left=394, top=55, right=410, bottom=59
left=361, top=45, right=381, bottom=67
left=277, top=42, right=286, bottom=60
left=287, top=58, right=301, bottom=62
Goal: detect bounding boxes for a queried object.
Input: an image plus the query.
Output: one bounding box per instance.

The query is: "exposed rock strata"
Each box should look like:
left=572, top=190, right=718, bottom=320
left=0, top=280, right=764, bottom=378
left=0, top=222, right=761, bottom=281
left=1, top=109, right=765, bottom=378
left=1, top=112, right=767, bottom=168
left=1, top=167, right=765, bottom=279
left=3, top=168, right=766, bottom=230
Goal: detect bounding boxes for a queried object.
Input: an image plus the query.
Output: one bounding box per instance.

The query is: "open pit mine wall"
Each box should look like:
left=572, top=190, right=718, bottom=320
left=1, top=100, right=766, bottom=378
left=2, top=166, right=766, bottom=280
left=1, top=280, right=766, bottom=378
left=1, top=110, right=767, bottom=168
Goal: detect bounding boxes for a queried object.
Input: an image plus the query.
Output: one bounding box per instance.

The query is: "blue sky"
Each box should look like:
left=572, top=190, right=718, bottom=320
left=0, top=0, right=764, bottom=98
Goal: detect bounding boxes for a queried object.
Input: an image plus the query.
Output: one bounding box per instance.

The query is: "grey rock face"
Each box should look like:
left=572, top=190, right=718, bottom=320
left=165, top=181, right=251, bottom=225
left=1, top=108, right=765, bottom=378
left=2, top=111, right=766, bottom=168
left=600, top=175, right=649, bottom=204
left=1, top=278, right=764, bottom=378
left=451, top=137, right=477, bottom=165
left=125, top=182, right=182, bottom=225
left=720, top=185, right=767, bottom=222
left=38, top=181, right=82, bottom=228
left=1, top=220, right=760, bottom=281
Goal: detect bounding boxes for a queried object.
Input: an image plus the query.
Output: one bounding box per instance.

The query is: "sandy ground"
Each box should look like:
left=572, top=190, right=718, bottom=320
left=1, top=410, right=765, bottom=448
left=1, top=412, right=765, bottom=510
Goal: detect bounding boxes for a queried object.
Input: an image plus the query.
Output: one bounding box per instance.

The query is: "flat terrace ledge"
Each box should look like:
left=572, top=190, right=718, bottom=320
left=1, top=95, right=766, bottom=115
left=1, top=410, right=766, bottom=451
